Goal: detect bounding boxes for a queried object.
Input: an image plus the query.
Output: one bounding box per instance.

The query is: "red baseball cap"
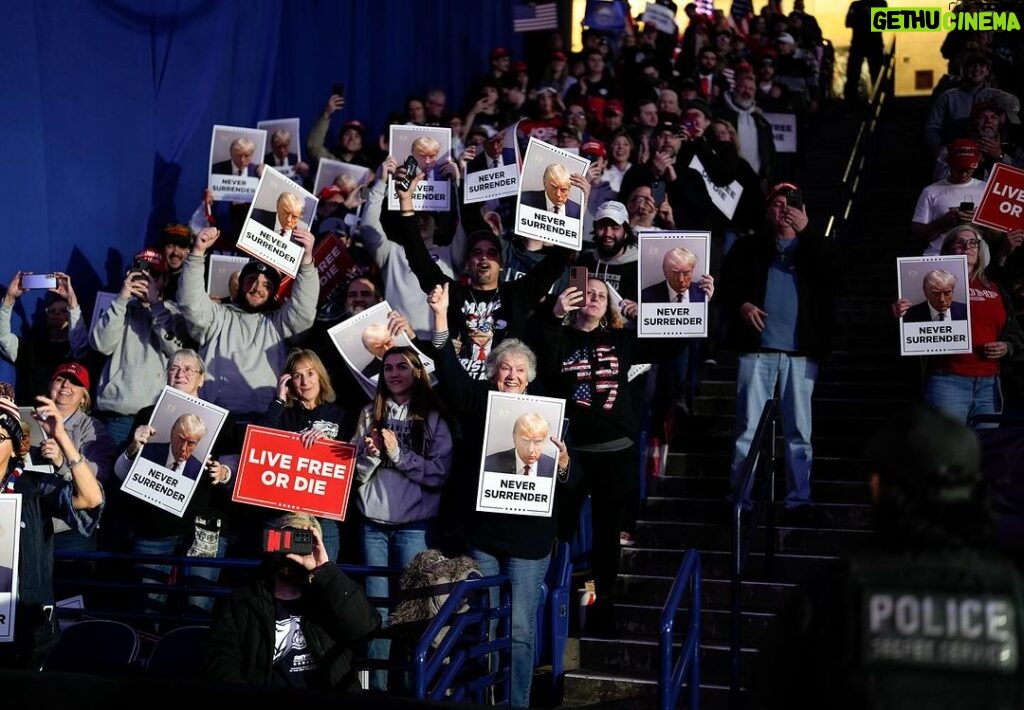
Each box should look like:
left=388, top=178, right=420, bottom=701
left=604, top=100, right=624, bottom=116
left=52, top=362, right=90, bottom=391
left=133, top=248, right=167, bottom=273
left=319, top=184, right=344, bottom=201
left=580, top=140, right=606, bottom=159
left=948, top=139, right=981, bottom=171
left=341, top=120, right=365, bottom=135
left=491, top=47, right=511, bottom=61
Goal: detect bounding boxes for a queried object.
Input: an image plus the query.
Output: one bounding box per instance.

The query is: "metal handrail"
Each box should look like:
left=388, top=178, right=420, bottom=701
left=827, top=36, right=898, bottom=252
left=412, top=573, right=511, bottom=704
left=728, top=397, right=778, bottom=709
left=658, top=548, right=702, bottom=710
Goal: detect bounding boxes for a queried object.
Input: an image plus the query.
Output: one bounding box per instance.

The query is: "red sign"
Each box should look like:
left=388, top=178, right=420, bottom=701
left=275, top=233, right=356, bottom=304
left=233, top=425, right=356, bottom=521
left=975, top=163, right=1024, bottom=233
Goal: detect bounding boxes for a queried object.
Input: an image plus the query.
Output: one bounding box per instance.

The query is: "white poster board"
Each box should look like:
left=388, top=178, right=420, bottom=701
left=208, top=125, right=267, bottom=202
left=238, top=167, right=318, bottom=278
left=387, top=125, right=453, bottom=212
left=688, top=154, right=743, bottom=221
left=514, top=138, right=590, bottom=250
left=896, top=255, right=972, bottom=356
left=637, top=231, right=711, bottom=338
left=0, top=495, right=22, bottom=643
left=257, top=117, right=302, bottom=179
left=763, top=112, right=798, bottom=154
left=120, top=387, right=228, bottom=517
left=476, top=391, right=566, bottom=517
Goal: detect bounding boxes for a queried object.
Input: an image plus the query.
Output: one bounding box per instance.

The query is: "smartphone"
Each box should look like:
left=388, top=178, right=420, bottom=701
left=395, top=154, right=420, bottom=192
left=569, top=266, right=588, bottom=294
left=651, top=180, right=667, bottom=207
left=332, top=82, right=345, bottom=99
left=263, top=527, right=313, bottom=555
left=959, top=201, right=975, bottom=212
left=786, top=188, right=804, bottom=209
left=20, top=273, right=57, bottom=290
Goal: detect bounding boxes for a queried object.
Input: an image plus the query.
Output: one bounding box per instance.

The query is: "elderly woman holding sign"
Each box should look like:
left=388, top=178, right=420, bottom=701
left=429, top=282, right=570, bottom=710
left=260, top=347, right=350, bottom=562
left=114, top=348, right=237, bottom=613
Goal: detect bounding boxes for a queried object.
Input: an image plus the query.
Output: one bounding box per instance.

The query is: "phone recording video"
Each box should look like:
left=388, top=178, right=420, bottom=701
left=20, top=273, right=58, bottom=290
left=569, top=266, right=588, bottom=294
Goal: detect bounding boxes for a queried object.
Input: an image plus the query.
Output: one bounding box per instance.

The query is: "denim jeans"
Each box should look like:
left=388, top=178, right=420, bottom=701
left=925, top=372, right=1001, bottom=427
left=362, top=519, right=431, bottom=692
left=469, top=548, right=551, bottom=710
left=318, top=518, right=340, bottom=563
left=731, top=352, right=817, bottom=510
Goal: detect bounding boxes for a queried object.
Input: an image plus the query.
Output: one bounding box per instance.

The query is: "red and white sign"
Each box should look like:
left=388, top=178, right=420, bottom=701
left=233, top=426, right=356, bottom=521
left=975, top=163, right=1024, bottom=233
left=275, top=233, right=354, bottom=305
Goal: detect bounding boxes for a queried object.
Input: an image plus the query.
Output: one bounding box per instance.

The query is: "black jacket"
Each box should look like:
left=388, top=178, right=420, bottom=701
left=719, top=226, right=836, bottom=360
left=205, top=564, right=380, bottom=690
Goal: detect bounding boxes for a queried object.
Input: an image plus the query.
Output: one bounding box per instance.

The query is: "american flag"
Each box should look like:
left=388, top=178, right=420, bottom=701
left=512, top=2, right=558, bottom=32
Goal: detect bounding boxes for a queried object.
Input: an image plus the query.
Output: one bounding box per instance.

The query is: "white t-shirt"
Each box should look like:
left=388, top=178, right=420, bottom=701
left=912, top=178, right=986, bottom=255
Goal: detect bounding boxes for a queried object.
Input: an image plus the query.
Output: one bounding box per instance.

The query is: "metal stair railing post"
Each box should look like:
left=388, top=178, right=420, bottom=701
left=658, top=548, right=702, bottom=710
left=729, top=397, right=778, bottom=710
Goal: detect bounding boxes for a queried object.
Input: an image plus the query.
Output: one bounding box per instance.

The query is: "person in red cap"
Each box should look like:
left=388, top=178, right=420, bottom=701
left=933, top=96, right=1023, bottom=182
left=90, top=247, right=188, bottom=447
left=924, top=52, right=995, bottom=155
left=912, top=138, right=987, bottom=255
left=36, top=361, right=116, bottom=553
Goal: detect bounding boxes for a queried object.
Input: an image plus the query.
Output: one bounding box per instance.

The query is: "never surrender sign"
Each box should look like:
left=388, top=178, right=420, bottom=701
left=233, top=426, right=356, bottom=521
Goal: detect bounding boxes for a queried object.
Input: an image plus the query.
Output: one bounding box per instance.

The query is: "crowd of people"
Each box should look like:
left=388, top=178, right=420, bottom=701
left=4, top=1, right=1024, bottom=705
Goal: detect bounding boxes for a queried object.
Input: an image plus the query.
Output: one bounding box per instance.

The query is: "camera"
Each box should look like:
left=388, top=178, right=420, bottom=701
left=263, top=526, right=313, bottom=555
left=395, top=154, right=420, bottom=193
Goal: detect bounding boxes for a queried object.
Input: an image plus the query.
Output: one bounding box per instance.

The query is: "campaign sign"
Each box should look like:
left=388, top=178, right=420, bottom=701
left=327, top=300, right=436, bottom=399
left=208, top=125, right=267, bottom=202
left=388, top=125, right=452, bottom=212
left=689, top=154, right=743, bottom=220
left=515, top=138, right=590, bottom=250
left=233, top=425, right=356, bottom=521
left=476, top=391, right=566, bottom=518
left=465, top=123, right=521, bottom=204
left=238, top=167, right=318, bottom=278
left=974, top=163, right=1024, bottom=234
left=642, top=2, right=676, bottom=33
left=637, top=231, right=711, bottom=338
left=275, top=233, right=354, bottom=306
left=257, top=117, right=302, bottom=179
left=0, top=495, right=22, bottom=643
left=120, top=387, right=229, bottom=517
left=206, top=254, right=250, bottom=301
left=896, top=255, right=972, bottom=356
left=763, top=112, right=798, bottom=154
left=312, top=158, right=370, bottom=197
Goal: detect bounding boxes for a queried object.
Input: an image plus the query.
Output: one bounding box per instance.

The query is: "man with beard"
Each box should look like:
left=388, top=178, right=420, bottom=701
left=577, top=200, right=639, bottom=302
left=177, top=226, right=318, bottom=421
left=205, top=513, right=380, bottom=689
left=397, top=172, right=570, bottom=380
left=159, top=224, right=191, bottom=301
left=715, top=72, right=777, bottom=185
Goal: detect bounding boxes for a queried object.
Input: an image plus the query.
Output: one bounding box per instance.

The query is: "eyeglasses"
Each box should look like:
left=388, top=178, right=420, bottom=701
left=954, top=239, right=981, bottom=249
left=168, top=365, right=200, bottom=376
left=0, top=434, right=11, bottom=444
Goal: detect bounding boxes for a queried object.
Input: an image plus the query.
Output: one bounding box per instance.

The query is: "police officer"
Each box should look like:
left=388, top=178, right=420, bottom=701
left=761, top=404, right=1024, bottom=709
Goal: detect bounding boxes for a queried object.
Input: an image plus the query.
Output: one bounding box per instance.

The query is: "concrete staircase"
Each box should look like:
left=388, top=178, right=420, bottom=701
left=558, top=97, right=937, bottom=709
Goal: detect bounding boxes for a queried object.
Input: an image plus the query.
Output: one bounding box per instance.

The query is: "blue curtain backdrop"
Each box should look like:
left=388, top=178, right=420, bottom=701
left=0, top=0, right=524, bottom=385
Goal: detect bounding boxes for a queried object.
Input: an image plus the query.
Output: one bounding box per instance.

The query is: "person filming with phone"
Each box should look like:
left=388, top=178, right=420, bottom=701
left=720, top=181, right=835, bottom=525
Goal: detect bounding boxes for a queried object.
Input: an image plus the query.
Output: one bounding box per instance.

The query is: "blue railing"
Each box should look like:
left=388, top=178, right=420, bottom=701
left=659, top=548, right=702, bottom=710
left=729, top=397, right=778, bottom=709
left=412, top=573, right=511, bottom=704
left=54, top=550, right=511, bottom=702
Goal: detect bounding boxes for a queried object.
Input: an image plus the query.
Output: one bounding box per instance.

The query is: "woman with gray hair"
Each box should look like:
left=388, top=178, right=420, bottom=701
left=893, top=225, right=1024, bottom=424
